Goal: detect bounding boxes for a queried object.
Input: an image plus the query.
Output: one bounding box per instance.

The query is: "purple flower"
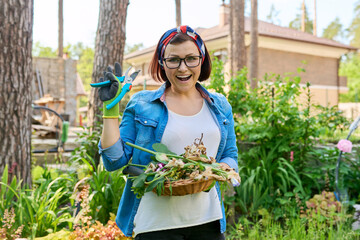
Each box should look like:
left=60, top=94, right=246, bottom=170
left=156, top=163, right=165, bottom=172
left=337, top=139, right=352, bottom=153
left=231, top=178, right=240, bottom=187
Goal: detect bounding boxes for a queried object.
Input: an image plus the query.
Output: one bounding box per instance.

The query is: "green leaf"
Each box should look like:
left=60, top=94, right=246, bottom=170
left=132, top=173, right=147, bottom=189
left=152, top=143, right=176, bottom=155
left=155, top=153, right=169, bottom=163
left=145, top=177, right=165, bottom=193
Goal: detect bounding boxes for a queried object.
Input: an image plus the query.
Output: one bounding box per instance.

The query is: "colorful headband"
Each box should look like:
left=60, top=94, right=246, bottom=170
left=157, top=25, right=206, bottom=67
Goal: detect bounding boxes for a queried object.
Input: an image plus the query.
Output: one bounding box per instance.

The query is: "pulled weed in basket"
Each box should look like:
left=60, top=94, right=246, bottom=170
left=126, top=134, right=240, bottom=198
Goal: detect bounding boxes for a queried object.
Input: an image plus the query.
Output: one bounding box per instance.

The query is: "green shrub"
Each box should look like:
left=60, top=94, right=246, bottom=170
left=208, top=57, right=351, bottom=219
left=301, top=191, right=349, bottom=225
left=69, top=120, right=126, bottom=225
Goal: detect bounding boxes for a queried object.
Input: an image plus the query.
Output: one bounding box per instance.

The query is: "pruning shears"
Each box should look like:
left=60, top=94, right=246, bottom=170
left=90, top=66, right=140, bottom=110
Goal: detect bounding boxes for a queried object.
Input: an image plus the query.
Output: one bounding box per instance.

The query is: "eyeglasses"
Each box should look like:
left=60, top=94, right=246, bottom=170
left=163, top=56, right=202, bottom=69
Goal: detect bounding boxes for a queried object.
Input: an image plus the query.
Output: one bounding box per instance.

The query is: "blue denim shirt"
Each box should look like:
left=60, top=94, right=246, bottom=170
left=98, top=82, right=238, bottom=237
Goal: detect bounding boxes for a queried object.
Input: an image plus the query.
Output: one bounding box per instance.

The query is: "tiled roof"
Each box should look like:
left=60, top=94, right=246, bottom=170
left=197, top=17, right=356, bottom=50
left=125, top=17, right=356, bottom=60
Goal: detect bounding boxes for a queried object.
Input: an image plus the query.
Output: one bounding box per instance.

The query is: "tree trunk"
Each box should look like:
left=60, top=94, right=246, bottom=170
left=313, top=0, right=317, bottom=36
left=229, top=0, right=234, bottom=75
left=58, top=0, right=63, bottom=57
left=175, top=0, right=181, bottom=27
left=87, top=0, right=129, bottom=129
left=0, top=0, right=33, bottom=186
left=231, top=0, right=246, bottom=75
left=250, top=0, right=258, bottom=88
left=301, top=0, right=305, bottom=32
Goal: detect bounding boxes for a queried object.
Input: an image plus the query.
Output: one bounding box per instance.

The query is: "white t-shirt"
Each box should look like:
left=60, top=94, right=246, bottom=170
left=133, top=100, right=222, bottom=236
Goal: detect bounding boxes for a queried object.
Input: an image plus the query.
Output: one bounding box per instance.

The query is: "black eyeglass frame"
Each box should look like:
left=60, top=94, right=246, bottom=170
left=163, top=55, right=202, bottom=69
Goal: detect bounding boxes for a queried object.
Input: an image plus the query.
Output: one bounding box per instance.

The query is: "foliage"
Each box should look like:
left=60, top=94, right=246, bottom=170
left=0, top=165, right=76, bottom=238
left=0, top=208, right=23, bottom=240
left=348, top=1, right=360, bottom=47
left=124, top=43, right=144, bottom=55
left=339, top=53, right=360, bottom=102
left=127, top=141, right=239, bottom=198
left=303, top=144, right=360, bottom=204
left=70, top=121, right=126, bottom=224
left=322, top=17, right=344, bottom=41
left=288, top=3, right=313, bottom=34
left=32, top=41, right=57, bottom=57
left=265, top=4, right=280, bottom=25
left=77, top=47, right=94, bottom=93
left=34, top=230, right=70, bottom=240
left=208, top=56, right=350, bottom=219
left=300, top=191, right=349, bottom=225
left=225, top=214, right=359, bottom=240
left=69, top=220, right=129, bottom=240
left=70, top=122, right=102, bottom=168
left=69, top=186, right=128, bottom=240
left=0, top=119, right=126, bottom=238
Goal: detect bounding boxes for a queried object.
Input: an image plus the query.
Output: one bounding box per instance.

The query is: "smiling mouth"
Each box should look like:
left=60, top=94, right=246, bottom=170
left=176, top=75, right=192, bottom=81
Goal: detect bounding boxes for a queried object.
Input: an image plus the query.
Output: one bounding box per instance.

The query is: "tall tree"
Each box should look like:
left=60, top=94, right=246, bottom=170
left=289, top=3, right=313, bottom=34
left=348, top=1, right=360, bottom=47
left=313, top=0, right=317, bottom=36
left=230, top=0, right=246, bottom=76
left=58, top=0, right=63, bottom=57
left=322, top=17, right=344, bottom=41
left=301, top=0, right=305, bottom=32
left=175, top=0, right=181, bottom=27
left=0, top=0, right=33, bottom=186
left=227, top=0, right=246, bottom=225
left=87, top=0, right=129, bottom=129
left=250, top=0, right=258, bottom=88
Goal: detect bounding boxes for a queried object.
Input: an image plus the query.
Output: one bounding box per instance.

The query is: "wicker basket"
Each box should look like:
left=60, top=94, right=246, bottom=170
left=152, top=179, right=215, bottom=196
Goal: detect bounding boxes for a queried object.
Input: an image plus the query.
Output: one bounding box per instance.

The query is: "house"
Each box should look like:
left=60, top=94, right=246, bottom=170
left=124, top=4, right=357, bottom=107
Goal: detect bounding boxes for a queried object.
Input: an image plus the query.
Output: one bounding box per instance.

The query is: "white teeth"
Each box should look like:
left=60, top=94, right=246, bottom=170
left=177, top=75, right=191, bottom=78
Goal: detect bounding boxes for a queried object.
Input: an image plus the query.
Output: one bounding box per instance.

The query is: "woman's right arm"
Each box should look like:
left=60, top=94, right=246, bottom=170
left=101, top=118, right=120, bottom=149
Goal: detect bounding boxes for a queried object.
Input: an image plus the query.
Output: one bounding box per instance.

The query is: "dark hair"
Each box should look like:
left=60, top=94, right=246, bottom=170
left=149, top=32, right=212, bottom=83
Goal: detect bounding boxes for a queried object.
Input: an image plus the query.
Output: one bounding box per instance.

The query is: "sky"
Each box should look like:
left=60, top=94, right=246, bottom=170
left=33, top=0, right=359, bottom=50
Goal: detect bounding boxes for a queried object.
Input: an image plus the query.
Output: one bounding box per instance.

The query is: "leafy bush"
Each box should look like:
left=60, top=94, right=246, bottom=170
left=69, top=120, right=126, bottom=224
left=300, top=191, right=349, bottom=225
left=0, top=165, right=76, bottom=238
left=208, top=57, right=350, bottom=219
left=226, top=214, right=359, bottom=239
left=0, top=208, right=23, bottom=240
left=69, top=185, right=129, bottom=240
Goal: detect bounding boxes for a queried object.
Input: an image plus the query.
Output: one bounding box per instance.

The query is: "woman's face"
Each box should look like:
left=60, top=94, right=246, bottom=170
left=163, top=40, right=201, bottom=94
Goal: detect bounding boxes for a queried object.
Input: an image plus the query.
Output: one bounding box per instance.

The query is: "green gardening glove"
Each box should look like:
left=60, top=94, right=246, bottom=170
left=90, top=63, right=139, bottom=118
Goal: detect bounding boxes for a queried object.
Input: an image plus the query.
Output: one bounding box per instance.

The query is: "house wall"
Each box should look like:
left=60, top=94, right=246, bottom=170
left=258, top=48, right=345, bottom=105
left=255, top=48, right=342, bottom=106
left=257, top=48, right=339, bottom=86
left=32, top=57, right=77, bottom=125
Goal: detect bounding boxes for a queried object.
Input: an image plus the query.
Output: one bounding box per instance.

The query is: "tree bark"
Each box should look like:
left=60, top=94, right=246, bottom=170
left=301, top=0, right=305, bottom=32
left=0, top=0, right=33, bottom=186
left=175, top=0, right=181, bottom=27
left=58, top=0, right=63, bottom=57
left=229, top=0, right=234, bottom=75
left=313, top=0, right=317, bottom=36
left=87, top=0, right=129, bottom=128
left=250, top=0, right=258, bottom=88
left=231, top=0, right=246, bottom=76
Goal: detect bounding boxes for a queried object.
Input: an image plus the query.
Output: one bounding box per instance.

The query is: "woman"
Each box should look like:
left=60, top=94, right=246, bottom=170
left=97, top=25, right=238, bottom=240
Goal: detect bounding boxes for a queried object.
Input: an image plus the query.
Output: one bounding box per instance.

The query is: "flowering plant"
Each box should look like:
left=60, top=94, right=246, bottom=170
left=126, top=135, right=241, bottom=198
left=337, top=139, right=352, bottom=153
